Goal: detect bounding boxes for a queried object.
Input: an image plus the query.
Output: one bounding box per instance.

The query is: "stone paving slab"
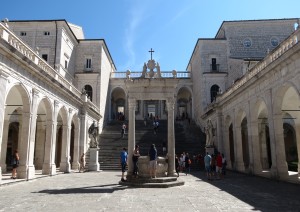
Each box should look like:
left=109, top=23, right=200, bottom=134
left=0, top=170, right=299, bottom=212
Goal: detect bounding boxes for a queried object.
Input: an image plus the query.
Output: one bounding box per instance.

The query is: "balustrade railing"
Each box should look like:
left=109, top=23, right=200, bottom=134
left=217, top=28, right=300, bottom=102
left=111, top=71, right=191, bottom=78
left=0, top=22, right=81, bottom=98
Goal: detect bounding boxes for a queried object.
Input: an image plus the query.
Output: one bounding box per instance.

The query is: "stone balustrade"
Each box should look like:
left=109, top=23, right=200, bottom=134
left=0, top=22, right=81, bottom=98
left=110, top=71, right=191, bottom=78
left=217, top=28, right=300, bottom=103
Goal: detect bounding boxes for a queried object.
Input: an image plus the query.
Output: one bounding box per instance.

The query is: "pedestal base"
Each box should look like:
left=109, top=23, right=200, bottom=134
left=137, top=156, right=168, bottom=178
left=89, top=148, right=100, bottom=171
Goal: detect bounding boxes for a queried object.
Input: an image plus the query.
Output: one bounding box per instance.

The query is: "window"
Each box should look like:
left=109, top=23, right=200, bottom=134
left=65, top=60, right=68, bottom=69
left=86, top=58, right=92, bottom=69
left=210, top=84, right=220, bottom=103
left=44, top=31, right=50, bottom=36
left=42, top=54, right=48, bottom=61
left=84, top=85, right=93, bottom=101
left=243, top=38, right=252, bottom=47
left=20, top=32, right=26, bottom=36
left=270, top=37, right=279, bottom=47
left=211, top=58, right=217, bottom=71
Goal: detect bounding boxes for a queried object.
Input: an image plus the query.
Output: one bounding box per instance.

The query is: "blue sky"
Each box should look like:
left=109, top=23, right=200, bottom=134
left=1, top=0, right=300, bottom=71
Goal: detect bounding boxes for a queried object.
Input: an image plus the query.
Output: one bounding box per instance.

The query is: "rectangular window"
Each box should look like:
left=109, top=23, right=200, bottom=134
left=20, top=32, right=27, bottom=36
left=65, top=60, right=68, bottom=69
left=44, top=31, right=50, bottom=36
left=42, top=54, right=48, bottom=61
left=86, top=58, right=92, bottom=69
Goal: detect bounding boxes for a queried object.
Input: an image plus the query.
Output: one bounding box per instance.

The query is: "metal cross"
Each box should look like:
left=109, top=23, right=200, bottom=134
left=148, top=48, right=155, bottom=60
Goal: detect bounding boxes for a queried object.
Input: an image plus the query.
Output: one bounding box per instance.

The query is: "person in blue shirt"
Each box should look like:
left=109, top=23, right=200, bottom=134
left=120, top=147, right=128, bottom=182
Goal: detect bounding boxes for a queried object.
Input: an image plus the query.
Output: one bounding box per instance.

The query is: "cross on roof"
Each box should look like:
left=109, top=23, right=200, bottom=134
left=148, top=48, right=154, bottom=60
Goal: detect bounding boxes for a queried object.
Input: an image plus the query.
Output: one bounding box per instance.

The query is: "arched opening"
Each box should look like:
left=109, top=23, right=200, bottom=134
left=284, top=123, right=298, bottom=171
left=229, top=123, right=235, bottom=167
left=241, top=117, right=250, bottom=168
left=176, top=87, right=192, bottom=121
left=70, top=123, right=75, bottom=167
left=111, top=87, right=126, bottom=121
left=210, top=84, right=220, bottom=103
left=6, top=122, right=19, bottom=170
left=84, top=85, right=93, bottom=102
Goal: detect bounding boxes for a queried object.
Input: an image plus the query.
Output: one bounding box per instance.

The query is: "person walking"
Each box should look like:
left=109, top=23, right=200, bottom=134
left=185, top=153, right=191, bottom=175
left=175, top=154, right=180, bottom=177
left=79, top=153, right=85, bottom=173
left=120, top=147, right=128, bottom=182
left=121, top=123, right=126, bottom=138
left=204, top=152, right=212, bottom=180
left=148, top=144, right=157, bottom=178
left=11, top=150, right=19, bottom=179
left=132, top=145, right=140, bottom=178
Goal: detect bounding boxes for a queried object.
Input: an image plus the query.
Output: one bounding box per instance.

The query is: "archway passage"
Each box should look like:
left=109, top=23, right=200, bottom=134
left=111, top=87, right=126, bottom=121
left=241, top=117, right=250, bottom=169
left=284, top=123, right=298, bottom=171
left=229, top=124, right=235, bottom=167
left=177, top=87, right=192, bottom=121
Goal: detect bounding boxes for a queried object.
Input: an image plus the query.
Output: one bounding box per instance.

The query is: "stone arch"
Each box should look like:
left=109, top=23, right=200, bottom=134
left=210, top=84, right=220, bottom=103
left=33, top=97, right=53, bottom=170
left=84, top=84, right=93, bottom=102
left=274, top=84, right=300, bottom=173
left=110, top=86, right=127, bottom=121
left=236, top=109, right=249, bottom=171
left=1, top=84, right=31, bottom=173
left=176, top=86, right=192, bottom=120
left=55, top=106, right=68, bottom=168
left=70, top=112, right=80, bottom=170
left=253, top=99, right=272, bottom=170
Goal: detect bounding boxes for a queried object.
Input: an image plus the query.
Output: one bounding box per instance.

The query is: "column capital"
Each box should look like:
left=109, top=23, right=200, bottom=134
left=54, top=100, right=59, bottom=107
left=32, top=87, right=40, bottom=97
left=128, top=98, right=136, bottom=109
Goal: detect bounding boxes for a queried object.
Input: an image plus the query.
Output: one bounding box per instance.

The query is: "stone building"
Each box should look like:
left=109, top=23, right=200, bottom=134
left=0, top=18, right=299, bottom=183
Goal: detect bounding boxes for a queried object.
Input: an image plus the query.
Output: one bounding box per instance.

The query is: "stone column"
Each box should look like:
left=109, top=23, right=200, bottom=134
left=0, top=120, right=9, bottom=173
left=166, top=98, right=176, bottom=177
left=295, top=124, right=300, bottom=177
left=72, top=118, right=80, bottom=171
left=0, top=69, right=9, bottom=182
left=127, top=98, right=136, bottom=176
left=216, top=110, right=223, bottom=152
left=18, top=112, right=36, bottom=179
left=234, top=125, right=245, bottom=172
left=59, top=124, right=71, bottom=173
left=42, top=119, right=57, bottom=175
left=272, top=114, right=288, bottom=179
left=249, top=120, right=262, bottom=174
left=80, top=114, right=87, bottom=154
left=18, top=88, right=39, bottom=180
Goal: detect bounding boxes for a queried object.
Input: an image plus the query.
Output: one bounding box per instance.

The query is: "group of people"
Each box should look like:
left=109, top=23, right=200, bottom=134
left=204, top=151, right=227, bottom=180
left=120, top=143, right=158, bottom=182
left=175, top=152, right=191, bottom=177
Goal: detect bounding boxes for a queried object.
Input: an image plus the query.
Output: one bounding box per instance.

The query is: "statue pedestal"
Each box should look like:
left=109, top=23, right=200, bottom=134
left=137, top=156, right=168, bottom=178
left=205, top=146, right=215, bottom=156
left=88, top=148, right=100, bottom=171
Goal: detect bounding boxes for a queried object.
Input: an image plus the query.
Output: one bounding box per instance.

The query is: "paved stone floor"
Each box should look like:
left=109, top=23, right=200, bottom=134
left=0, top=170, right=300, bottom=212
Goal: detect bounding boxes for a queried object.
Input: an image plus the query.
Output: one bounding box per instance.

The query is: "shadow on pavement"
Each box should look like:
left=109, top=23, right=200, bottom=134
left=33, top=183, right=131, bottom=195
left=189, top=170, right=300, bottom=211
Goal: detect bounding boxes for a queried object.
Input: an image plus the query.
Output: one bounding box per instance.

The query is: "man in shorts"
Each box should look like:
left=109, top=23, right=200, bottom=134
left=148, top=144, right=157, bottom=178
left=204, top=152, right=212, bottom=180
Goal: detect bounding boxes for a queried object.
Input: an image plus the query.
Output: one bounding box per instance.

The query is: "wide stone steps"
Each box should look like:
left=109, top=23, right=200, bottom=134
left=97, top=119, right=206, bottom=171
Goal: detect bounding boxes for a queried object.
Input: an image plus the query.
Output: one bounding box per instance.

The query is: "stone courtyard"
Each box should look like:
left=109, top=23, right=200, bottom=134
left=0, top=170, right=299, bottom=211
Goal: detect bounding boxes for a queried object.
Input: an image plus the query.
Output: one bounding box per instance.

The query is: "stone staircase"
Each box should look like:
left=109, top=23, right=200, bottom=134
left=97, top=118, right=206, bottom=171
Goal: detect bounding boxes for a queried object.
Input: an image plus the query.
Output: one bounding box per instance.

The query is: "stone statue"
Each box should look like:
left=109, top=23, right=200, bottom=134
left=141, top=63, right=147, bottom=78
left=205, top=119, right=213, bottom=147
left=156, top=62, right=162, bottom=78
left=88, top=121, right=98, bottom=148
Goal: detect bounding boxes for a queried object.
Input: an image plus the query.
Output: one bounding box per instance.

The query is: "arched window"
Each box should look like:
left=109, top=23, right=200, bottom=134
left=84, top=85, right=93, bottom=101
left=210, top=84, right=220, bottom=103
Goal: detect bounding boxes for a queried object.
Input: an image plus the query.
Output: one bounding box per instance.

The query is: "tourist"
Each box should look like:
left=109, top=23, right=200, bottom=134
left=204, top=152, right=212, bottom=180
left=222, top=153, right=227, bottom=177
left=148, top=144, right=157, bottom=178
left=185, top=153, right=191, bottom=175
left=211, top=154, right=216, bottom=179
left=216, top=152, right=223, bottom=179
left=120, top=147, right=128, bottom=182
left=121, top=123, right=126, bottom=138
left=79, top=153, right=85, bottom=173
left=175, top=154, right=180, bottom=177
left=11, top=150, right=19, bottom=179
left=132, top=145, right=140, bottom=178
